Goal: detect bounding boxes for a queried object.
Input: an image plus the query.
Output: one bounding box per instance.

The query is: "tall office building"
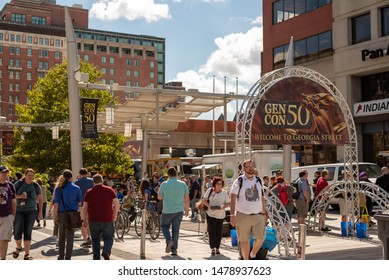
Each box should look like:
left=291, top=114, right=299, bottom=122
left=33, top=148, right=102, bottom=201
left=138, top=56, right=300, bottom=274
left=263, top=0, right=389, bottom=166
left=0, top=0, right=165, bottom=154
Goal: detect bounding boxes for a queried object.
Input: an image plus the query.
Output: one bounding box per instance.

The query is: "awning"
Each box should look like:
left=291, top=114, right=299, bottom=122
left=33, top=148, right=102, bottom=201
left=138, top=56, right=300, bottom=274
left=191, top=163, right=220, bottom=170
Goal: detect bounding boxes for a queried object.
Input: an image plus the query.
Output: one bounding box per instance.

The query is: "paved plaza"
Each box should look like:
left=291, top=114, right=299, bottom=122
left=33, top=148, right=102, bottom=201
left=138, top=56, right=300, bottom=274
left=4, top=211, right=384, bottom=261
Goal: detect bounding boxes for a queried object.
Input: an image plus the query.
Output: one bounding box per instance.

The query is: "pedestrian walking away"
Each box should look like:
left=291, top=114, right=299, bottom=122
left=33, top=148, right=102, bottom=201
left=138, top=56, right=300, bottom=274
left=82, top=174, right=119, bottom=260
left=230, top=159, right=268, bottom=260
left=158, top=167, right=189, bottom=256
left=53, top=169, right=83, bottom=260
left=74, top=168, right=94, bottom=248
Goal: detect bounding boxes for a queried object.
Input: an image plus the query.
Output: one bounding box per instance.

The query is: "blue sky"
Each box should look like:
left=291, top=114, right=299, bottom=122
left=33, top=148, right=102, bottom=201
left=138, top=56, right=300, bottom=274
left=2, top=0, right=263, bottom=119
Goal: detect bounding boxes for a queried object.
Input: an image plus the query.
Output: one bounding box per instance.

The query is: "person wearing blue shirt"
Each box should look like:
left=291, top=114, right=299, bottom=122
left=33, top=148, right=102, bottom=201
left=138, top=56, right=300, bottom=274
left=74, top=168, right=94, bottom=248
left=158, top=167, right=189, bottom=256
left=53, top=170, right=82, bottom=260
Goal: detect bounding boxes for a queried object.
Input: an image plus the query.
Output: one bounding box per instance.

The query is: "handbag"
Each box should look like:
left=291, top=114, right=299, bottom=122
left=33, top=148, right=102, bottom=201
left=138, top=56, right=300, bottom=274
left=196, top=188, right=213, bottom=211
left=59, top=187, right=82, bottom=229
left=360, top=205, right=369, bottom=224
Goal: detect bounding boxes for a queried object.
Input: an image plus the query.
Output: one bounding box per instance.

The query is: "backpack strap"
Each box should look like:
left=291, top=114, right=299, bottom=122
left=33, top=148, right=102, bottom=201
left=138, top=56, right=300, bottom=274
left=237, top=175, right=262, bottom=200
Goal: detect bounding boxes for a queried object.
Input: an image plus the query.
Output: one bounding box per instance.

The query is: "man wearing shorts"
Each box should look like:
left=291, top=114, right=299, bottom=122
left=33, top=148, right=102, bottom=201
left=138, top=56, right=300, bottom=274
left=0, top=166, right=16, bottom=260
left=295, top=171, right=311, bottom=225
left=230, top=159, right=267, bottom=260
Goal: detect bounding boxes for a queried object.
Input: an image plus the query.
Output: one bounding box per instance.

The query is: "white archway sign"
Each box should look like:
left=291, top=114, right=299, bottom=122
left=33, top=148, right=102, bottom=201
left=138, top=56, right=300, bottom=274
left=235, top=66, right=389, bottom=256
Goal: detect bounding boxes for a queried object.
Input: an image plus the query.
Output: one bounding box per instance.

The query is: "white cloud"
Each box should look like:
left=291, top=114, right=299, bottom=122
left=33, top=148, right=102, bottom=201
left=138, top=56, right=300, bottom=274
left=173, top=26, right=262, bottom=90
left=171, top=26, right=262, bottom=120
left=90, top=0, right=171, bottom=23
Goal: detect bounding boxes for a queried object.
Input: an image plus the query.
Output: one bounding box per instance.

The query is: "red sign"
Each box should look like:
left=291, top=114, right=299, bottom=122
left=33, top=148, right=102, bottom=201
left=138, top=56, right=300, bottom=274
left=251, top=77, right=349, bottom=145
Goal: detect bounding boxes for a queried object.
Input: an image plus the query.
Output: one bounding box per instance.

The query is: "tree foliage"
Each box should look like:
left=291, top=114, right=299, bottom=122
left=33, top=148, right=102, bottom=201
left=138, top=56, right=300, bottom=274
left=8, top=60, right=134, bottom=176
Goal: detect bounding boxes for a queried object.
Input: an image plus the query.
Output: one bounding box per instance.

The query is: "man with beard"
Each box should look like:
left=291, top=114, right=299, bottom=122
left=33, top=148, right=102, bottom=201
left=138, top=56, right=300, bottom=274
left=230, top=159, right=267, bottom=260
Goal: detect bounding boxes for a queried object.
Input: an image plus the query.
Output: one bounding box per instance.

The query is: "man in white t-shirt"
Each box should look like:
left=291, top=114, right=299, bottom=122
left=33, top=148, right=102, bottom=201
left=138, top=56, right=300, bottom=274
left=230, top=159, right=267, bottom=260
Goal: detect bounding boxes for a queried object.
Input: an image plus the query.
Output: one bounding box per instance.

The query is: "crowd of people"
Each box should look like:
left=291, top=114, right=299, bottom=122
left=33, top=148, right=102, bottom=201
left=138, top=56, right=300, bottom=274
left=1, top=161, right=389, bottom=261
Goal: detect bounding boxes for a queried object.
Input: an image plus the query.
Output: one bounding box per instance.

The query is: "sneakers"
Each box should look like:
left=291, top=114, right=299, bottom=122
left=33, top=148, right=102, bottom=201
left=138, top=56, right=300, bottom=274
left=81, top=237, right=92, bottom=248
left=165, top=240, right=174, bottom=253
left=211, top=248, right=216, bottom=256
left=215, top=248, right=220, bottom=254
left=101, top=252, right=110, bottom=260
left=321, top=226, right=331, bottom=232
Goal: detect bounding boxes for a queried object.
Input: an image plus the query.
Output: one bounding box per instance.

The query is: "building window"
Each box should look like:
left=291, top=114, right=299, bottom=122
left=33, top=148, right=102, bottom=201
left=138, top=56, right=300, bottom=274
left=109, top=57, right=115, bottom=64
left=10, top=34, right=15, bottom=42
left=9, top=59, right=14, bottom=67
left=273, top=0, right=331, bottom=24
left=110, top=68, right=115, bottom=75
left=9, top=84, right=13, bottom=92
left=55, top=51, right=60, bottom=59
left=16, top=47, right=20, bottom=55
left=352, top=13, right=371, bottom=44
left=150, top=61, right=155, bottom=68
left=126, top=59, right=131, bottom=66
left=15, top=72, right=20, bottom=79
left=84, top=54, right=89, bottom=61
left=55, top=39, right=61, bottom=47
left=27, top=72, right=32, bottom=80
left=102, top=56, right=106, bottom=63
left=134, top=60, right=139, bottom=66
left=45, top=38, right=49, bottom=45
left=11, top=13, right=26, bottom=23
left=27, top=48, right=32, bottom=56
left=32, top=16, right=46, bottom=25
left=274, top=31, right=333, bottom=68
left=8, top=108, right=13, bottom=115
left=15, top=95, right=20, bottom=103
left=134, top=70, right=139, bottom=77
left=101, top=79, right=106, bottom=84
left=9, top=71, right=14, bottom=79
left=44, top=62, right=49, bottom=70
left=150, top=72, right=155, bottom=78
left=27, top=60, right=32, bottom=68
left=27, top=36, right=32, bottom=44
left=381, top=6, right=389, bottom=37
left=39, top=38, right=43, bottom=45
left=9, top=47, right=15, bottom=55
left=361, top=72, right=389, bottom=101
left=0, top=70, right=2, bottom=78
left=15, top=59, right=20, bottom=68
left=126, top=70, right=131, bottom=76
left=101, top=68, right=106, bottom=74
left=16, top=35, right=21, bottom=43
left=15, top=84, right=20, bottom=91
left=0, top=58, right=2, bottom=65
left=0, top=46, right=2, bottom=54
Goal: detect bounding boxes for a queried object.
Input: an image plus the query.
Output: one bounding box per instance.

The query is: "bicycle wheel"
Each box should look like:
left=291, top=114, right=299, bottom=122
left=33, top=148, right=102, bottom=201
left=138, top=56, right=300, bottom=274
left=122, top=211, right=131, bottom=234
left=149, top=213, right=160, bottom=240
left=134, top=212, right=142, bottom=237
left=115, top=212, right=125, bottom=240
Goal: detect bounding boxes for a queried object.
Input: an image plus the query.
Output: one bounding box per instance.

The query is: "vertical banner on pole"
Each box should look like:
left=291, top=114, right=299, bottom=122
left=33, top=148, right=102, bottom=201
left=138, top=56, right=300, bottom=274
left=81, top=98, right=98, bottom=138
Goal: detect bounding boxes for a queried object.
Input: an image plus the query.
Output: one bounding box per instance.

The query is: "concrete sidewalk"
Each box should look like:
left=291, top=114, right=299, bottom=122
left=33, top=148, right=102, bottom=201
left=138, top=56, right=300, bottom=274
left=5, top=213, right=383, bottom=260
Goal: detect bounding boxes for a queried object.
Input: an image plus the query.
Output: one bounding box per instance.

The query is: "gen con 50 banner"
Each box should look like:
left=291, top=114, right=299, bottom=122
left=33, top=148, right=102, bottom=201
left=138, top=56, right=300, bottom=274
left=81, top=98, right=98, bottom=138
left=251, top=77, right=349, bottom=145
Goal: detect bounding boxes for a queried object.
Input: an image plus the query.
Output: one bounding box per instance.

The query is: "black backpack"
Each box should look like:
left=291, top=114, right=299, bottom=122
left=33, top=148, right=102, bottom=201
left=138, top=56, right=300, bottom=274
left=237, top=175, right=262, bottom=200
left=291, top=179, right=301, bottom=199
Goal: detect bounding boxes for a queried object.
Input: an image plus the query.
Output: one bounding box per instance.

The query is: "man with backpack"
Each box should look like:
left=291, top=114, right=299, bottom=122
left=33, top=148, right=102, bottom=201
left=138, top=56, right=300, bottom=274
left=230, top=159, right=267, bottom=260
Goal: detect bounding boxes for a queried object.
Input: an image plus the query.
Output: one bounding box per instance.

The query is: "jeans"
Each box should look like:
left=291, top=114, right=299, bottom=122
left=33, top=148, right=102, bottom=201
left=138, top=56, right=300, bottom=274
left=36, top=202, right=47, bottom=222
left=89, top=221, right=114, bottom=260
left=57, top=212, right=75, bottom=260
left=160, top=212, right=183, bottom=253
left=14, top=210, right=37, bottom=241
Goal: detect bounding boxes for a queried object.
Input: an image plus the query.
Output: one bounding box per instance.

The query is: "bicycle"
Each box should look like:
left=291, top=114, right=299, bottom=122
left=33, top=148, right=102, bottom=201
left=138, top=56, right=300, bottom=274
left=134, top=201, right=160, bottom=240
left=115, top=210, right=126, bottom=240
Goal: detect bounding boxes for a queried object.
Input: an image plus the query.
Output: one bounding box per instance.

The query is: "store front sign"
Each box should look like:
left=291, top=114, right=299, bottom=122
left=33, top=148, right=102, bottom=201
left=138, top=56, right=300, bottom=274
left=354, top=98, right=389, bottom=117
left=361, top=44, right=389, bottom=61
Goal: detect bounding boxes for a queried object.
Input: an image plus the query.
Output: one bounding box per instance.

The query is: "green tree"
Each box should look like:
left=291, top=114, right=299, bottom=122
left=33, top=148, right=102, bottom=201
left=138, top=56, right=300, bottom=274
left=8, top=60, right=134, bottom=176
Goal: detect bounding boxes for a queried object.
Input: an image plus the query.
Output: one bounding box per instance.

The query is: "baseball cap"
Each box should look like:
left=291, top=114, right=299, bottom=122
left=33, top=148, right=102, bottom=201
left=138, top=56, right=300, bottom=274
left=0, top=165, right=9, bottom=173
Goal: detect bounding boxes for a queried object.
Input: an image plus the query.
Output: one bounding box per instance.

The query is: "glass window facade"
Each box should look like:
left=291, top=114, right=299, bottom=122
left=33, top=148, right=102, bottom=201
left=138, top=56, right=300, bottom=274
left=381, top=6, right=389, bottom=37
left=273, top=0, right=331, bottom=24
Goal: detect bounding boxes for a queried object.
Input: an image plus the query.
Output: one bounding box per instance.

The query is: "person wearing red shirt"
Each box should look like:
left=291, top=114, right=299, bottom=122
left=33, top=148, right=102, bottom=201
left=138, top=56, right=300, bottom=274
left=82, top=174, right=119, bottom=260
left=315, top=170, right=331, bottom=232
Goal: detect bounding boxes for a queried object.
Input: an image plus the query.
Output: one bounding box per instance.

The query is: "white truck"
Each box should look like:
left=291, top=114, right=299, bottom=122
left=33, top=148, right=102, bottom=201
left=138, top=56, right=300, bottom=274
left=194, top=150, right=297, bottom=190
